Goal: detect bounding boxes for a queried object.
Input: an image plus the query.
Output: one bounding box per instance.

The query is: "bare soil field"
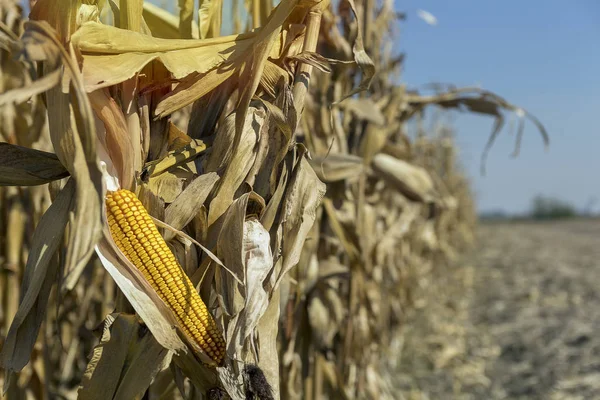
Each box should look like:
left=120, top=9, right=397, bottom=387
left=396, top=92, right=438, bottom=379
left=395, top=219, right=600, bottom=399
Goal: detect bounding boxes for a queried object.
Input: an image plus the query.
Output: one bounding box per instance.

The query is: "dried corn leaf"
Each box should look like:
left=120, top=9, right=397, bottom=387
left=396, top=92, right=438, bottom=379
left=207, top=108, right=264, bottom=225
left=232, top=0, right=299, bottom=160
left=336, top=0, right=375, bottom=101
left=144, top=139, right=206, bottom=178
left=308, top=286, right=344, bottom=349
left=275, top=156, right=325, bottom=288
left=0, top=143, right=69, bottom=185
left=178, top=0, right=195, bottom=38
left=147, top=170, right=186, bottom=203
left=29, top=0, right=80, bottom=40
left=20, top=21, right=103, bottom=290
left=261, top=61, right=292, bottom=98
left=0, top=179, right=74, bottom=373
left=340, top=98, right=385, bottom=125
left=163, top=172, right=219, bottom=241
left=255, top=288, right=281, bottom=398
left=309, top=153, right=364, bottom=183
left=0, top=68, right=61, bottom=106
left=78, top=313, right=172, bottom=400
left=372, top=154, right=435, bottom=202
left=72, top=22, right=254, bottom=91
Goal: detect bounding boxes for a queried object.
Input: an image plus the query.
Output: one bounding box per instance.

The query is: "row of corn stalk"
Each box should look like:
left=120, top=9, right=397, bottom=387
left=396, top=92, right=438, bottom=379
left=0, top=0, right=546, bottom=399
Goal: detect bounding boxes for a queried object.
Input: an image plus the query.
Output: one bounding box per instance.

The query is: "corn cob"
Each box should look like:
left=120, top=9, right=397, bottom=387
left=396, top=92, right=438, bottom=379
left=105, top=189, right=226, bottom=365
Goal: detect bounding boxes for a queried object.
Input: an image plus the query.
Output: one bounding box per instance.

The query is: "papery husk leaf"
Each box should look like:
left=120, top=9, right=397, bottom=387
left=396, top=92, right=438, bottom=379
left=216, top=193, right=253, bottom=318
left=230, top=219, right=273, bottom=355
left=89, top=89, right=134, bottom=190
left=172, top=353, right=219, bottom=394
left=217, top=366, right=245, bottom=400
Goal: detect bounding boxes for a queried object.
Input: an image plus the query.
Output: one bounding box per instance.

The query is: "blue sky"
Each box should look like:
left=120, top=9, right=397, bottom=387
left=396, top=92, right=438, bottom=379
left=398, top=1, right=600, bottom=213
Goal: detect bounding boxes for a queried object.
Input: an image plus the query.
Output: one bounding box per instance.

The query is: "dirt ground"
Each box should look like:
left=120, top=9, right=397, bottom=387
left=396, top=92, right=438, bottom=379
left=394, top=219, right=600, bottom=400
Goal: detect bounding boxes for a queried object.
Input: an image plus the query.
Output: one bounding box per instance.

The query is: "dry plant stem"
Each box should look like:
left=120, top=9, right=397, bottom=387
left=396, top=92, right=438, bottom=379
left=292, top=7, right=323, bottom=123
left=252, top=0, right=261, bottom=29
left=363, top=0, right=373, bottom=49
left=120, top=0, right=143, bottom=31
left=120, top=0, right=144, bottom=178
left=313, top=352, right=324, bottom=399
left=179, top=0, right=194, bottom=38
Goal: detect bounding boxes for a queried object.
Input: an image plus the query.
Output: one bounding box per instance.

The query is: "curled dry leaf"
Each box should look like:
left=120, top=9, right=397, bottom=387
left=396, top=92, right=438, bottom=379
left=309, top=153, right=364, bottom=183
left=371, top=153, right=436, bottom=203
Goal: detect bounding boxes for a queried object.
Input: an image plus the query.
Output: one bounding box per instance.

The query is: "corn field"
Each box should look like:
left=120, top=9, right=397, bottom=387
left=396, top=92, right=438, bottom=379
left=0, top=0, right=547, bottom=399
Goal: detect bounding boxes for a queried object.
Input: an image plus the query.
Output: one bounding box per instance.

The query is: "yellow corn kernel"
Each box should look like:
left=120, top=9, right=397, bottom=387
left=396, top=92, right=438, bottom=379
left=105, top=189, right=226, bottom=365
